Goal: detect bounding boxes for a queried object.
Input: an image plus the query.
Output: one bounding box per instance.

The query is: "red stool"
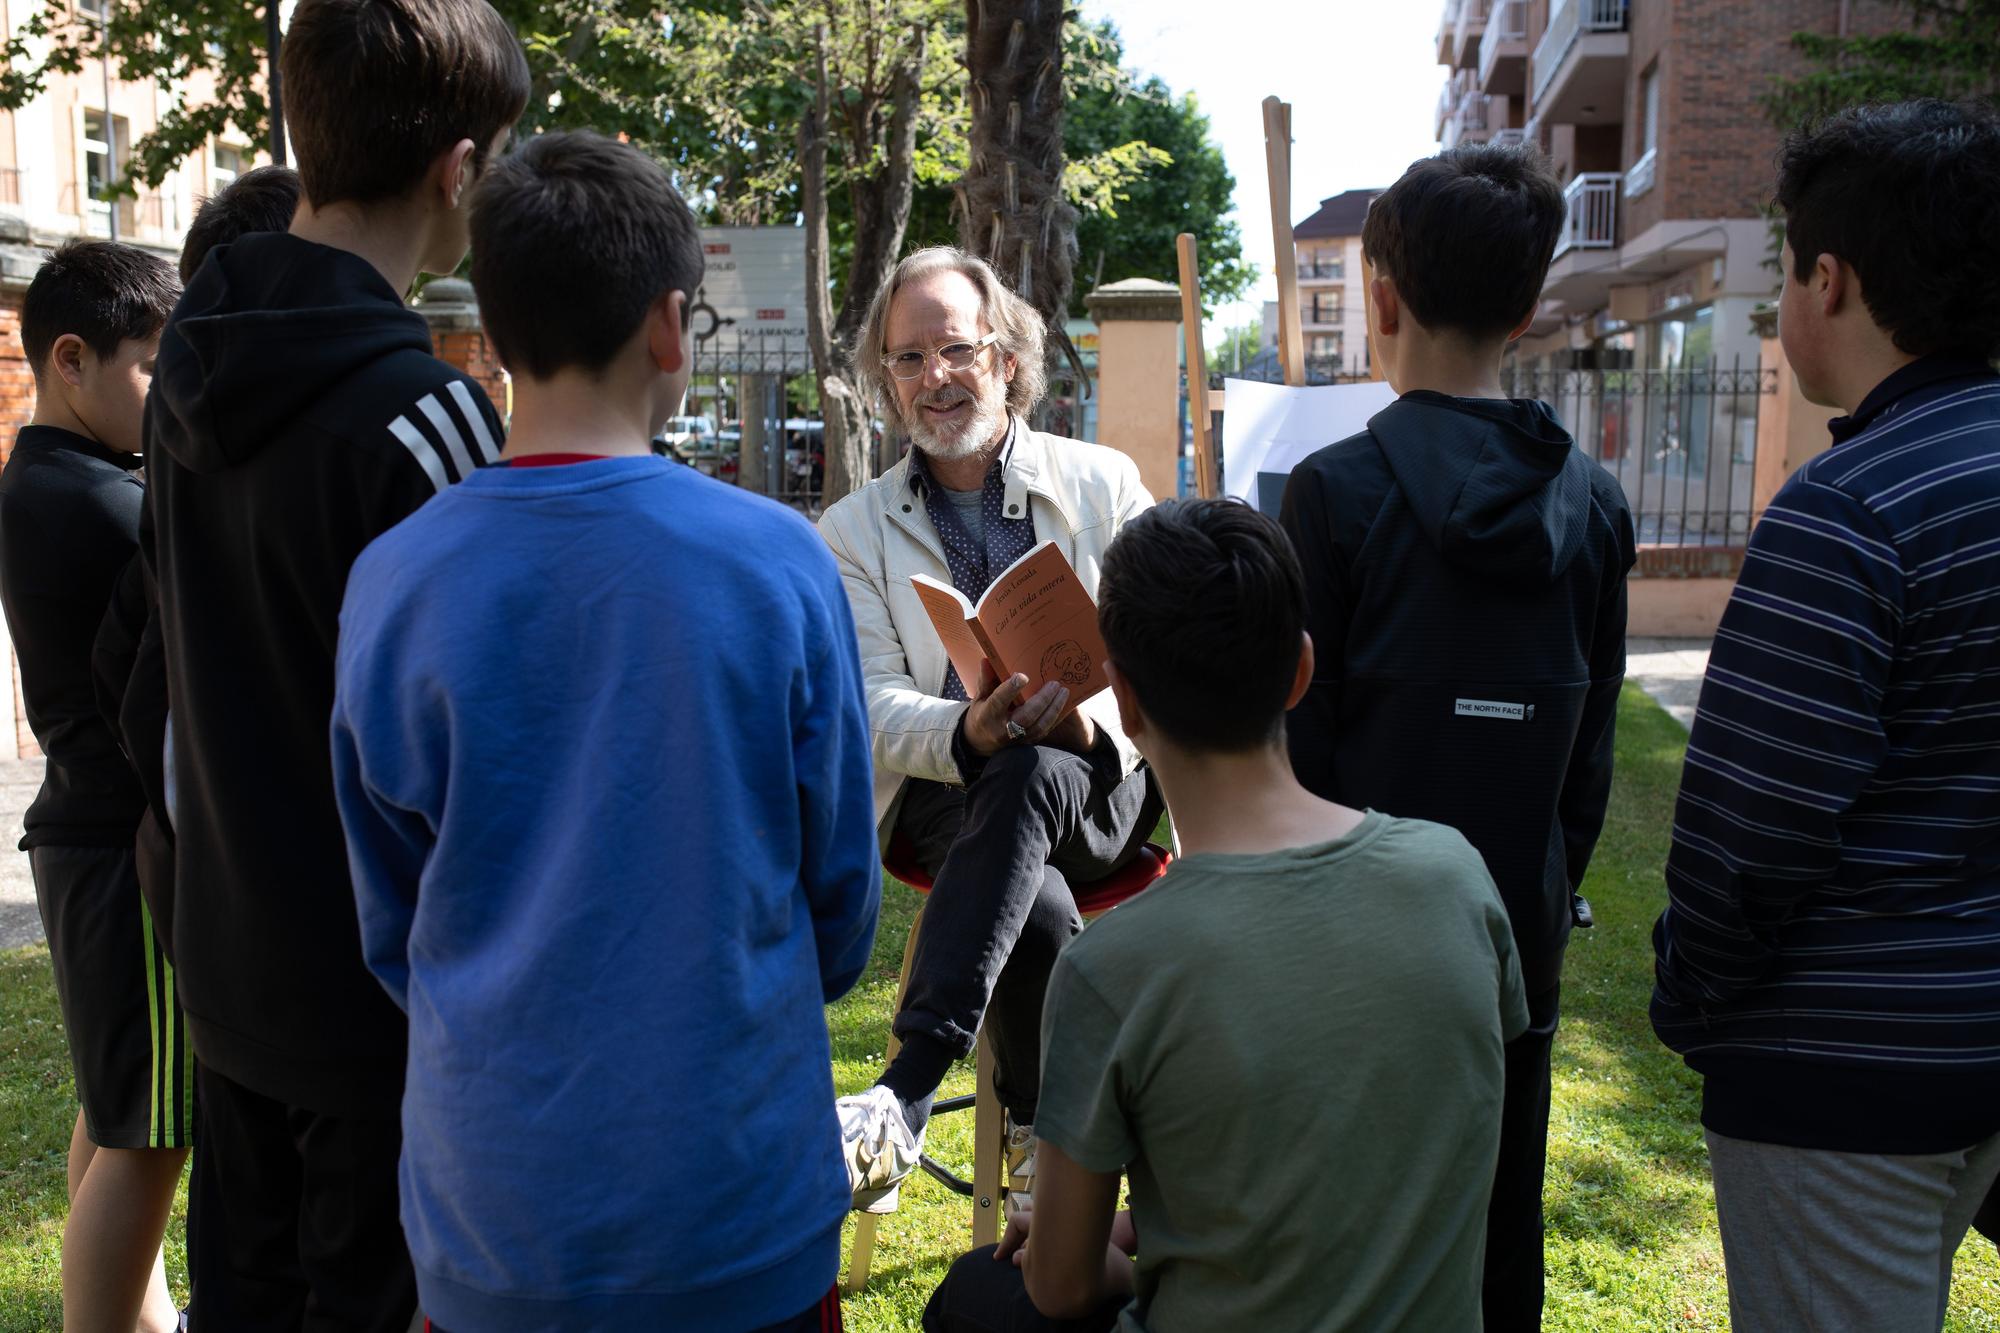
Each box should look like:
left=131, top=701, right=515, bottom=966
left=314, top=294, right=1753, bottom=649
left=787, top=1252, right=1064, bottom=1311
left=843, top=834, right=1170, bottom=1291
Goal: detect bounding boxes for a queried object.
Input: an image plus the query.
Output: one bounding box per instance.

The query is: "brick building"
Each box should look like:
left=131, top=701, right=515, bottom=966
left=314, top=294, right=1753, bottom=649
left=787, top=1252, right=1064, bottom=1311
left=1433, top=0, right=1904, bottom=374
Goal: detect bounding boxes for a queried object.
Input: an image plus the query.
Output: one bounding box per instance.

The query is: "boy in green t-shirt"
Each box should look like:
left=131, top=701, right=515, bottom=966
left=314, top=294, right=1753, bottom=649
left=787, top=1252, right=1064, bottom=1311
left=922, top=498, right=1529, bottom=1333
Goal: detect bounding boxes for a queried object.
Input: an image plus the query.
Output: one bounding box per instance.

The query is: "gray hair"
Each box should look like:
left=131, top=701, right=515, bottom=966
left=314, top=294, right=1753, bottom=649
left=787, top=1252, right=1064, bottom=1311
left=854, top=246, right=1048, bottom=421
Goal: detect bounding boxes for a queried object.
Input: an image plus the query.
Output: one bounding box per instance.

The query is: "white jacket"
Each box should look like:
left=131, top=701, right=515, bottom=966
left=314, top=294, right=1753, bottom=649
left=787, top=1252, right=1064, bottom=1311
left=817, top=423, right=1155, bottom=841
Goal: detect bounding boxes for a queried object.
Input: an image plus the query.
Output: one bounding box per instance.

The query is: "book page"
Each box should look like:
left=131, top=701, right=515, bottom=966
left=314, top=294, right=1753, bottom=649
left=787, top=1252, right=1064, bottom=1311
left=911, top=574, right=992, bottom=695
left=973, top=542, right=1109, bottom=713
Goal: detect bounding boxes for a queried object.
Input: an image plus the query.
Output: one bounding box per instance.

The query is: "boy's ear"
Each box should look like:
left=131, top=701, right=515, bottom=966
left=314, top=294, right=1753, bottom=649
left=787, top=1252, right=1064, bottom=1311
left=1370, top=274, right=1400, bottom=338
left=1817, top=253, right=1850, bottom=319
left=47, top=333, right=87, bottom=390
left=440, top=137, right=479, bottom=210
left=648, top=290, right=689, bottom=375
left=1506, top=304, right=1536, bottom=344
left=1286, top=631, right=1314, bottom=711
left=1105, top=660, right=1146, bottom=743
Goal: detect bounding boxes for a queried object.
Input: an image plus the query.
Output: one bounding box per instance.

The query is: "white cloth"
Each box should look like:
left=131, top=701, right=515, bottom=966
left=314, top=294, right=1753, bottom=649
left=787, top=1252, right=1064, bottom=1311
left=816, top=423, right=1154, bottom=841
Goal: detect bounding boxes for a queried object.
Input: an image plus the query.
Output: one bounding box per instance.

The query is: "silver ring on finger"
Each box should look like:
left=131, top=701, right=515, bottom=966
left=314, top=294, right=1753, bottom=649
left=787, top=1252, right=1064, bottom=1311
left=1005, top=719, right=1028, bottom=742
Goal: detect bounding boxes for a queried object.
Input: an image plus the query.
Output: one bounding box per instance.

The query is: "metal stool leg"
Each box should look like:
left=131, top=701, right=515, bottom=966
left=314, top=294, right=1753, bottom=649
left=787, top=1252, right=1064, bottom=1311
left=842, top=902, right=926, bottom=1294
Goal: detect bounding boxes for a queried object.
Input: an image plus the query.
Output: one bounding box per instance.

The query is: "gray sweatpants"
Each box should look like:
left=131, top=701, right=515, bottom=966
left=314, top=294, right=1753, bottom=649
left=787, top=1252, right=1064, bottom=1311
left=1706, top=1128, right=2000, bottom=1333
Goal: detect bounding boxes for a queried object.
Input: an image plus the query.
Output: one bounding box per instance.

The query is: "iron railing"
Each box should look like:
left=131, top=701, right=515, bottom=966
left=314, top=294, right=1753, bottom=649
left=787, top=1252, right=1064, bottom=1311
left=1554, top=172, right=1621, bottom=257
left=1503, top=360, right=1776, bottom=545
left=676, top=331, right=823, bottom=515
left=1532, top=0, right=1629, bottom=105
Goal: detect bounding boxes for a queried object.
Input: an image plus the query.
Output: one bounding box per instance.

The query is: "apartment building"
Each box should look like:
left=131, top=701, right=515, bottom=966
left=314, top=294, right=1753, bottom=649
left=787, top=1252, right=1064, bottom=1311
left=1433, top=0, right=1905, bottom=374
left=1258, top=187, right=1379, bottom=380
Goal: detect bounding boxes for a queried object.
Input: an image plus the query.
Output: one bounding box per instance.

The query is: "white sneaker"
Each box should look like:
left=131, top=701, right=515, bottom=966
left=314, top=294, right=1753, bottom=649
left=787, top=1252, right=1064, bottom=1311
left=1005, top=1115, right=1036, bottom=1196
left=837, top=1084, right=921, bottom=1212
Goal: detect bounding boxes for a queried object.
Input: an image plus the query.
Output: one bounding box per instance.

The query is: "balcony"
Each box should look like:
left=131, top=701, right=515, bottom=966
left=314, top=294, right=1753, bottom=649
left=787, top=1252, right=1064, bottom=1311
left=1436, top=80, right=1456, bottom=138
left=1531, top=0, right=1630, bottom=126
left=1297, top=260, right=1345, bottom=284
left=1437, top=0, right=1460, bottom=65
left=1479, top=0, right=1530, bottom=95
left=1452, top=0, right=1489, bottom=71
left=1492, top=127, right=1528, bottom=148
left=1304, top=301, right=1345, bottom=327
left=1552, top=172, right=1620, bottom=259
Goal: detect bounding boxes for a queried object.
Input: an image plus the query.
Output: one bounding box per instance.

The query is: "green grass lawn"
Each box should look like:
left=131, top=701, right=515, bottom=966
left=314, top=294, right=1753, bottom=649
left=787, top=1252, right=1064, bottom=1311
left=5, top=685, right=2000, bottom=1329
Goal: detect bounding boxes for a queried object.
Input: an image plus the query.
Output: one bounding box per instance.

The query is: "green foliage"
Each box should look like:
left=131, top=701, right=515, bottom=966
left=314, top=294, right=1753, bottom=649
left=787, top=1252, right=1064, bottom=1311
left=1761, top=0, right=2000, bottom=132
left=1207, top=320, right=1263, bottom=374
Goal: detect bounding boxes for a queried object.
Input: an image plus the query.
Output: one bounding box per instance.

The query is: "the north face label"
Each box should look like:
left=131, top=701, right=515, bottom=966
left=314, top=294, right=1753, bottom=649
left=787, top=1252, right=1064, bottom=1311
left=1455, top=698, right=1535, bottom=722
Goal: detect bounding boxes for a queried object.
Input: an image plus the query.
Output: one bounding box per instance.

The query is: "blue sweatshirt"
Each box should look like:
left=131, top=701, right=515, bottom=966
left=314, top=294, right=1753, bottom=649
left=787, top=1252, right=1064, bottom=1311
left=331, top=456, right=880, bottom=1332
left=1651, top=357, right=2000, bottom=1154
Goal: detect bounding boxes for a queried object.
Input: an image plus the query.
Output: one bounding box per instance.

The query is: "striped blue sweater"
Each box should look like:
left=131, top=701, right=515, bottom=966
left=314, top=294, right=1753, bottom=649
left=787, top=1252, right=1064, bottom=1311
left=1651, top=356, right=2000, bottom=1153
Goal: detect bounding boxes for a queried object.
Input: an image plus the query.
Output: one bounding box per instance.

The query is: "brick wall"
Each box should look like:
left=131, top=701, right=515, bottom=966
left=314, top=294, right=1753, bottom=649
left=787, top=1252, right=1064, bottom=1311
left=1654, top=1, right=1908, bottom=226
left=429, top=328, right=509, bottom=420
left=0, top=292, right=31, bottom=472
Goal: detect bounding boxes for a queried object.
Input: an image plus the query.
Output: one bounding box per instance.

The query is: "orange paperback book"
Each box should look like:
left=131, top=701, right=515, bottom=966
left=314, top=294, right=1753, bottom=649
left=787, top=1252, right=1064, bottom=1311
left=911, top=541, right=1110, bottom=717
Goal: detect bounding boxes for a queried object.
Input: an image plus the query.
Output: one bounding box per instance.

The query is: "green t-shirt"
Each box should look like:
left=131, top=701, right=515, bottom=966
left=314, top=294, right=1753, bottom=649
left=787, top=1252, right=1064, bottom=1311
left=1036, top=811, right=1528, bottom=1333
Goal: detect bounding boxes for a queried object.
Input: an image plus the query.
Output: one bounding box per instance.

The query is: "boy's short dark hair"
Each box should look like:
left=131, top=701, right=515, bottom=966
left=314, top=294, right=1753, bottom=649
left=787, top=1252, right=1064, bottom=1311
left=1778, top=99, right=2000, bottom=361
left=181, top=165, right=303, bottom=282
left=1361, top=144, right=1564, bottom=342
left=1098, top=498, right=1307, bottom=753
left=280, top=0, right=529, bottom=209
left=469, top=131, right=705, bottom=380
left=21, top=239, right=179, bottom=382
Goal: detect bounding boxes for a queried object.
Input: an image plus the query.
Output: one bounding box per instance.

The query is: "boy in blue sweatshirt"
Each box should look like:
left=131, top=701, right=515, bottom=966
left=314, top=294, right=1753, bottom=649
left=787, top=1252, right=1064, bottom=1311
left=330, top=130, right=880, bottom=1333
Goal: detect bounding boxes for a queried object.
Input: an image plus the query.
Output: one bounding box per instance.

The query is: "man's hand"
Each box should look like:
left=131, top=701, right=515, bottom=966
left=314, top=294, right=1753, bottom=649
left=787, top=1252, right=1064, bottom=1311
left=965, top=660, right=1070, bottom=757
left=1042, top=702, right=1098, bottom=756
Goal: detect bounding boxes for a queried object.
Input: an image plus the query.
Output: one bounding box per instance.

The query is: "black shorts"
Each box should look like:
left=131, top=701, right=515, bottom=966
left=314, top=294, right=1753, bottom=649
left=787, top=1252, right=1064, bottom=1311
left=31, top=843, right=192, bottom=1149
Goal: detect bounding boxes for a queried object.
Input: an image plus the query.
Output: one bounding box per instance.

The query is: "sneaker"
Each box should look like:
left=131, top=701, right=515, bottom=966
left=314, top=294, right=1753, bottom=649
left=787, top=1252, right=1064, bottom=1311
left=1005, top=1114, right=1036, bottom=1196
left=838, top=1084, right=921, bottom=1212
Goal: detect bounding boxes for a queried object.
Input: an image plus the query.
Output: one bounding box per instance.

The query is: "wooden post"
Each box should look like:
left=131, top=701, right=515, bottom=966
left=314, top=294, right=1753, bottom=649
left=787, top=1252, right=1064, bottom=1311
left=1176, top=233, right=1219, bottom=499
left=1263, top=96, right=1304, bottom=387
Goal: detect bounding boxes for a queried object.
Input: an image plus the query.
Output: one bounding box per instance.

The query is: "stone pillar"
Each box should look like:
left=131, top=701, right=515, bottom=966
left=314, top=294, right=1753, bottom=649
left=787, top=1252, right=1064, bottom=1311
left=1749, top=312, right=1836, bottom=526
left=1082, top=278, right=1182, bottom=503
left=415, top=277, right=510, bottom=421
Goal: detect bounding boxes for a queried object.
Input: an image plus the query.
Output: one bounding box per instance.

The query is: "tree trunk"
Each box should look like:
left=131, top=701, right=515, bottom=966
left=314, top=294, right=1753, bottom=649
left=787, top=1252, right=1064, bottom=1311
left=802, top=33, right=873, bottom=508
left=957, top=0, right=1075, bottom=331
left=835, top=53, right=924, bottom=348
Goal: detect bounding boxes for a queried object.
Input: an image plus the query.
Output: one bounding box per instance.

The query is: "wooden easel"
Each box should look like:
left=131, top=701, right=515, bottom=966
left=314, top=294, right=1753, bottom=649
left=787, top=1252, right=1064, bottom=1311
left=1177, top=95, right=1306, bottom=500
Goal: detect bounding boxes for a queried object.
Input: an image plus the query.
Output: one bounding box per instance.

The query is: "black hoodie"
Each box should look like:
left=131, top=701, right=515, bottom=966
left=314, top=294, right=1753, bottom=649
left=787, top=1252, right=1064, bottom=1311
left=1280, top=392, right=1635, bottom=994
left=149, top=232, right=503, bottom=1115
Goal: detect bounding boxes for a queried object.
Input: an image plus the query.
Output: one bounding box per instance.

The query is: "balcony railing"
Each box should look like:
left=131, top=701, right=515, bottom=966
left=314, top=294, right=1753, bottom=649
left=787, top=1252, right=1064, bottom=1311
left=1624, top=147, right=1657, bottom=198
left=1532, top=0, right=1630, bottom=106
left=1298, top=261, right=1345, bottom=281
left=1458, top=92, right=1494, bottom=131
left=1437, top=81, right=1456, bottom=134
left=1553, top=172, right=1620, bottom=257
left=1478, top=0, right=1530, bottom=88
left=1454, top=0, right=1489, bottom=60
left=1492, top=127, right=1528, bottom=148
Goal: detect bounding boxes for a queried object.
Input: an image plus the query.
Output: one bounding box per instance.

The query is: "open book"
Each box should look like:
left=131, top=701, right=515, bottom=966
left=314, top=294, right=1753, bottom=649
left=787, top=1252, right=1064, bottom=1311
left=911, top=541, right=1109, bottom=716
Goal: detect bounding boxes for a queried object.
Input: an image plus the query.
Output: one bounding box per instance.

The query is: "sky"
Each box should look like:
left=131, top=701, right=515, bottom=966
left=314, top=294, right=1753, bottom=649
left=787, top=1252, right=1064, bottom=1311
left=1076, top=0, right=1445, bottom=334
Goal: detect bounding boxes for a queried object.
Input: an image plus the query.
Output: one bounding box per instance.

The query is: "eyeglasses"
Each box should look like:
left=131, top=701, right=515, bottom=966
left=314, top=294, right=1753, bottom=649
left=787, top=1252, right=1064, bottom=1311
left=881, top=331, right=1001, bottom=381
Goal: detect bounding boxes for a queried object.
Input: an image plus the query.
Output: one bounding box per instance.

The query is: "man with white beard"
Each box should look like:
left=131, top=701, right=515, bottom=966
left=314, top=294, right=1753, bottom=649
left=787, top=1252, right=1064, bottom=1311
left=818, top=247, right=1161, bottom=1208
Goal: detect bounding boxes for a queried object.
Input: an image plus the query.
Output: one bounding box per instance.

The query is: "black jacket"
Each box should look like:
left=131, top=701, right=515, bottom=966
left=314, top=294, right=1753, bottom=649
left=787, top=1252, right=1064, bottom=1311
left=93, top=542, right=174, bottom=952
left=149, top=233, right=503, bottom=1115
left=1280, top=392, right=1635, bottom=993
left=0, top=426, right=147, bottom=847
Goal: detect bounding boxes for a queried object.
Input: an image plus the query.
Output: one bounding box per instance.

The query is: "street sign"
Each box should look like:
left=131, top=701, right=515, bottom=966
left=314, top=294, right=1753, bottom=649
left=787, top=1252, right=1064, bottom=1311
left=696, top=227, right=809, bottom=342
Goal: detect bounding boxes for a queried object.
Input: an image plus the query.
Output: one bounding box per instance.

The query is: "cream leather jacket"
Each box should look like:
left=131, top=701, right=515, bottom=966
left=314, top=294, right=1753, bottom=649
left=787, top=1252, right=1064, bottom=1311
left=817, top=423, right=1155, bottom=841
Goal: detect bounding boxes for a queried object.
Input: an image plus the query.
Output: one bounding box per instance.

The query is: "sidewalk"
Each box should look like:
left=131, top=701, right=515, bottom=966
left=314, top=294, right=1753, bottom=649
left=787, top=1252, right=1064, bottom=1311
left=0, top=758, right=40, bottom=949
left=1626, top=636, right=1709, bottom=731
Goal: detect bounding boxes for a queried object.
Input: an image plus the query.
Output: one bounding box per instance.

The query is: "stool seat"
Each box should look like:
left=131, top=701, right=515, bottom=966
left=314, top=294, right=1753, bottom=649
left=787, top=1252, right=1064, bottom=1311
left=883, top=835, right=1172, bottom=918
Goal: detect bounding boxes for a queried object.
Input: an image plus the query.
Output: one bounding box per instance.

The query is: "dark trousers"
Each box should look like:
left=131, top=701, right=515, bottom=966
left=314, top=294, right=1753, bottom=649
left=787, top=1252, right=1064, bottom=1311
left=923, top=1246, right=1125, bottom=1333
left=892, top=741, right=1160, bottom=1122
left=432, top=1285, right=843, bottom=1333
left=187, top=1063, right=416, bottom=1333
left=1484, top=983, right=1562, bottom=1333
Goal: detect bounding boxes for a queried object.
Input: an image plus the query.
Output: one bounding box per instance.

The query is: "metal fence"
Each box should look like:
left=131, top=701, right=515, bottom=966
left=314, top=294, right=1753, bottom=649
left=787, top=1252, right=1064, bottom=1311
left=1501, top=359, right=1776, bottom=546
left=673, top=330, right=823, bottom=514
left=1192, top=357, right=1775, bottom=546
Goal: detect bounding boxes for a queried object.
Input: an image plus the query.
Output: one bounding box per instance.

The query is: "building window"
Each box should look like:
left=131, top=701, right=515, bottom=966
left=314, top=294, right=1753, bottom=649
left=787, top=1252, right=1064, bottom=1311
left=1299, top=250, right=1344, bottom=282
left=213, top=144, right=244, bottom=189
left=1641, top=64, right=1660, bottom=157
left=83, top=110, right=126, bottom=203
left=1309, top=334, right=1342, bottom=359
left=76, top=0, right=106, bottom=17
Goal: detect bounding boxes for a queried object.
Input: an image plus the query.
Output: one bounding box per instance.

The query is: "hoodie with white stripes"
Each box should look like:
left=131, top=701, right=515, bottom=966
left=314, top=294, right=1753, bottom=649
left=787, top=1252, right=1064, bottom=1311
left=148, top=231, right=503, bottom=1116
left=1652, top=355, right=2000, bottom=1153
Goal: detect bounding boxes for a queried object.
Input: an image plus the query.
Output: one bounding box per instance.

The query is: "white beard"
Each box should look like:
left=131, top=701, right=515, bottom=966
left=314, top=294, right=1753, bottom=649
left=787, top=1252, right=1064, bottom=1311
left=905, top=384, right=1008, bottom=462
